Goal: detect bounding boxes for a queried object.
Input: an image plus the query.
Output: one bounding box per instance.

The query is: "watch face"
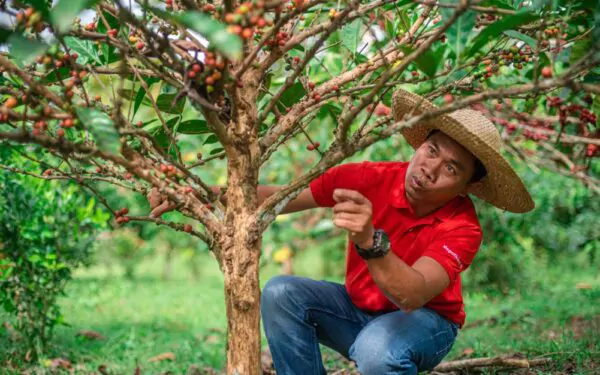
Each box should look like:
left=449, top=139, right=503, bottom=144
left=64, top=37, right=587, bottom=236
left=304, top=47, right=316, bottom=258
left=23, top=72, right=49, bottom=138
left=377, top=230, right=390, bottom=250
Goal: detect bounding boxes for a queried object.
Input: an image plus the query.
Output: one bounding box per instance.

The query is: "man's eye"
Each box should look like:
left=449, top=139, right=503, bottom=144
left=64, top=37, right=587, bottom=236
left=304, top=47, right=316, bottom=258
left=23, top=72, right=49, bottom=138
left=447, top=164, right=456, bottom=174
left=428, top=146, right=435, bottom=154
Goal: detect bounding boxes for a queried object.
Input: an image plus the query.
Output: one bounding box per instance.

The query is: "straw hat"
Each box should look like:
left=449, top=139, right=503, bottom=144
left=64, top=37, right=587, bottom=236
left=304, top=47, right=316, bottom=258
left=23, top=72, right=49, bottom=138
left=392, top=88, right=534, bottom=213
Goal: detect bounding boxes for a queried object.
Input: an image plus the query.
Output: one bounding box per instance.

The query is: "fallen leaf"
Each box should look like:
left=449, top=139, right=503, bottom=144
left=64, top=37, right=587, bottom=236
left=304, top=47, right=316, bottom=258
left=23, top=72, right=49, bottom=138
left=148, top=352, right=176, bottom=363
left=25, top=350, right=32, bottom=362
left=576, top=282, right=592, bottom=290
left=49, top=358, right=72, bottom=370
left=77, top=329, right=105, bottom=340
left=98, top=364, right=109, bottom=375
left=134, top=366, right=141, bottom=375
left=462, top=348, right=475, bottom=357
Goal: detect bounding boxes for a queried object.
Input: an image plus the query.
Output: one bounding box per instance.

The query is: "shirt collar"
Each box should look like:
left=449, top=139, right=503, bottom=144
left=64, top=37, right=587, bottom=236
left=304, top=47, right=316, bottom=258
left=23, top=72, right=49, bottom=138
left=391, top=164, right=460, bottom=223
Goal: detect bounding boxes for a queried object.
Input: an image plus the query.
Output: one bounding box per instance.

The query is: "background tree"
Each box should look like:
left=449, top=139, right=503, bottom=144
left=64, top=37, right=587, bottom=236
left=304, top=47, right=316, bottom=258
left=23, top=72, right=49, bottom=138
left=0, top=0, right=598, bottom=373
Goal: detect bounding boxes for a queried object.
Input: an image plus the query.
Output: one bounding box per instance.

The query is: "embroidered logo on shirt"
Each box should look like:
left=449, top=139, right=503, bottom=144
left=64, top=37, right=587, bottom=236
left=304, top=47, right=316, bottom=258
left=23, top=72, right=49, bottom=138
left=443, top=244, right=463, bottom=269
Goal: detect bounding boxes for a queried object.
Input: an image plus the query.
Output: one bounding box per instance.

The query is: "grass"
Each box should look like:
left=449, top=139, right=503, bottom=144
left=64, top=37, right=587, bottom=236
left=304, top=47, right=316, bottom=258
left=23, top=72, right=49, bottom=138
left=0, top=247, right=598, bottom=374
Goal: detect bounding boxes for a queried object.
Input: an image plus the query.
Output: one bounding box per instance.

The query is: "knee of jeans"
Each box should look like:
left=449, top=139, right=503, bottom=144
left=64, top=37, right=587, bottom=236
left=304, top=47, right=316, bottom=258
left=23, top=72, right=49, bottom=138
left=349, top=334, right=394, bottom=374
left=261, top=275, right=296, bottom=313
left=350, top=327, right=417, bottom=375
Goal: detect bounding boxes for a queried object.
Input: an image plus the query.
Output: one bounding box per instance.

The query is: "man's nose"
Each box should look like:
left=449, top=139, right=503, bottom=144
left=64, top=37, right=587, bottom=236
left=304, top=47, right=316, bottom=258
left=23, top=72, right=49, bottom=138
left=422, top=160, right=441, bottom=182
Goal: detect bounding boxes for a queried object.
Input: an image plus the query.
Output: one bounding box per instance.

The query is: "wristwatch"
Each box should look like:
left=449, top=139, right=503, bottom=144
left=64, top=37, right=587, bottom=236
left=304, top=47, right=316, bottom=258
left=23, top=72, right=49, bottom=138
left=354, top=229, right=391, bottom=259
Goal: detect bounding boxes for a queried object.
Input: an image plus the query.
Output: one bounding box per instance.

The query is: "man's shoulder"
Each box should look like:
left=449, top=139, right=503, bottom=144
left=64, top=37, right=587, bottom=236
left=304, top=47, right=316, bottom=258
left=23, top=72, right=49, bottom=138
left=438, top=196, right=483, bottom=235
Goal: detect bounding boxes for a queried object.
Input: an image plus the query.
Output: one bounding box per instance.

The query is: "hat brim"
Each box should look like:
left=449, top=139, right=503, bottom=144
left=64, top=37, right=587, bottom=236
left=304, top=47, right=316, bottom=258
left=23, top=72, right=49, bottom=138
left=392, top=89, right=534, bottom=213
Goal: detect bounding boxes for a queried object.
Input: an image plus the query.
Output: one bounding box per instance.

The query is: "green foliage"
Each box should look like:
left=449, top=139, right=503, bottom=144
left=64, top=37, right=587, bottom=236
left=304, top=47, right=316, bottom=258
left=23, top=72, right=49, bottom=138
left=1, top=251, right=597, bottom=373
left=464, top=166, right=600, bottom=290
left=51, top=0, right=100, bottom=34
left=0, top=149, right=108, bottom=356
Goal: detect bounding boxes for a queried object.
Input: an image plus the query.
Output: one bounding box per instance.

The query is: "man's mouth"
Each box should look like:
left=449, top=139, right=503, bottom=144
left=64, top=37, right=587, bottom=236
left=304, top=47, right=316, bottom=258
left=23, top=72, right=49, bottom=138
left=411, top=175, right=424, bottom=189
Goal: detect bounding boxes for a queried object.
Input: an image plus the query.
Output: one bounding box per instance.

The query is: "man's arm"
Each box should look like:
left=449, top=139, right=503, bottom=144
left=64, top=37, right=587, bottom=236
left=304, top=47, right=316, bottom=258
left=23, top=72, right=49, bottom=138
left=365, top=254, right=450, bottom=313
left=330, top=188, right=451, bottom=312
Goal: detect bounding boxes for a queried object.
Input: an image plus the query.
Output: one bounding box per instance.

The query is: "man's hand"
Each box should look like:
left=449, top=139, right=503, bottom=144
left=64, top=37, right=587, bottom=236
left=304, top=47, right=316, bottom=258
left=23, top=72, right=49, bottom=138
left=146, top=188, right=177, bottom=218
left=332, top=189, right=375, bottom=248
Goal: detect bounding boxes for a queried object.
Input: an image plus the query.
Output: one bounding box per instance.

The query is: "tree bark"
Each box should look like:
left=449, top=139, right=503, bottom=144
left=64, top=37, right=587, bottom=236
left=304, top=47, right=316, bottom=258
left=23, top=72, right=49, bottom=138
left=223, top=233, right=262, bottom=375
left=218, top=68, right=263, bottom=374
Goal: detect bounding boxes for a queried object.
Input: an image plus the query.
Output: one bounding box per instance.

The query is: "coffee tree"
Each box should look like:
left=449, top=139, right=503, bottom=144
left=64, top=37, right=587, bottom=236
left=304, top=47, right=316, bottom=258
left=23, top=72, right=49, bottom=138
left=0, top=0, right=598, bottom=372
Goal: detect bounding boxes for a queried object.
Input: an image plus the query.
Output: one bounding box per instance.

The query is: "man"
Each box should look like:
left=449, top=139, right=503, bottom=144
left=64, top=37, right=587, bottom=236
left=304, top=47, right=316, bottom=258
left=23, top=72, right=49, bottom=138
left=148, top=88, right=534, bottom=374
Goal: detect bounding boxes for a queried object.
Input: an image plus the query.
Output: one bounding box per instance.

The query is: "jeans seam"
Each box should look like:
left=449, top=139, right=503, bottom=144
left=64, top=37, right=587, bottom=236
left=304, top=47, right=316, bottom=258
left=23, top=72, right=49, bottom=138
left=433, top=327, right=456, bottom=358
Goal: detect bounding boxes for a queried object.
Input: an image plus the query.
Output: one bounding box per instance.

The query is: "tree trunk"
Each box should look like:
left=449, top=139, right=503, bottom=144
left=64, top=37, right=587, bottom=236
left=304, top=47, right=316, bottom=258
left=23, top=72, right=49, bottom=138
left=222, top=231, right=262, bottom=375
left=218, top=69, right=263, bottom=374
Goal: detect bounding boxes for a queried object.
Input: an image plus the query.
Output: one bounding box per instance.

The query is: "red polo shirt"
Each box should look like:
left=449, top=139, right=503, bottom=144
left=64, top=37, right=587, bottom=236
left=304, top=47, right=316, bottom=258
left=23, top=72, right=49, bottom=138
left=309, top=161, right=483, bottom=327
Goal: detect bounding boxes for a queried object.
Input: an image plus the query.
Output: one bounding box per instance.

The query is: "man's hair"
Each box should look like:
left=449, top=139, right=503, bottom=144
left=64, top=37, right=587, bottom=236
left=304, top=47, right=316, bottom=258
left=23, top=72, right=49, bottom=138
left=426, top=129, right=487, bottom=183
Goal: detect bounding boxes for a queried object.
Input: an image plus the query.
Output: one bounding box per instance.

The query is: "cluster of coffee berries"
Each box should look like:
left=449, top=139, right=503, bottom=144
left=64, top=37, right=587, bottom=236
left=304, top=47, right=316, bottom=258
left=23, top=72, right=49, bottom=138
left=187, top=51, right=227, bottom=93
left=14, top=7, right=45, bottom=33
left=159, top=163, right=183, bottom=180
left=32, top=121, right=48, bottom=136
left=225, top=1, right=270, bottom=40
left=127, top=32, right=145, bottom=50
left=539, top=22, right=568, bottom=47
left=306, top=141, right=320, bottom=151
left=306, top=81, right=322, bottom=101
left=266, top=31, right=290, bottom=48
left=184, top=224, right=193, bottom=233
left=498, top=45, right=531, bottom=69
left=547, top=96, right=596, bottom=129
left=42, top=169, right=54, bottom=176
left=115, top=207, right=130, bottom=224
left=35, top=47, right=79, bottom=70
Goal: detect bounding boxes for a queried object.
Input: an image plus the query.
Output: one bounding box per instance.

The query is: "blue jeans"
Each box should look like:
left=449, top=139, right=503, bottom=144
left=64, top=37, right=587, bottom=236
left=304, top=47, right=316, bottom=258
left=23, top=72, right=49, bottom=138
left=261, top=275, right=458, bottom=375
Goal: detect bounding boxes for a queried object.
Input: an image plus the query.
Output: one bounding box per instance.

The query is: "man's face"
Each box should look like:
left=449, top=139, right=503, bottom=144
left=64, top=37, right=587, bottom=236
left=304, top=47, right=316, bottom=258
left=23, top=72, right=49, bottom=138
left=405, top=131, right=477, bottom=208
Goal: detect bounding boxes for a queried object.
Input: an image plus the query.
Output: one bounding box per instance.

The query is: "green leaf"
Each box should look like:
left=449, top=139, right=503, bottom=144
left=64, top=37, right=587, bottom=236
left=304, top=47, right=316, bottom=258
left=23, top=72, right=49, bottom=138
left=156, top=94, right=186, bottom=114
left=51, top=0, right=100, bottom=34
left=177, top=120, right=211, bottom=134
left=503, top=30, right=537, bottom=49
left=341, top=19, right=361, bottom=59
left=594, top=3, right=600, bottom=51
left=133, top=77, right=159, bottom=116
left=75, top=107, right=120, bottom=154
left=209, top=147, right=224, bottom=155
left=95, top=10, right=119, bottom=64
left=203, top=134, right=219, bottom=145
left=394, top=9, right=411, bottom=35
left=276, top=81, right=307, bottom=111
left=570, top=36, right=593, bottom=64
left=401, top=44, right=446, bottom=78
left=440, top=3, right=476, bottom=59
left=64, top=36, right=102, bottom=65
left=465, top=12, right=539, bottom=58
left=0, top=26, right=12, bottom=44
left=593, top=95, right=600, bottom=129
left=8, top=34, right=48, bottom=66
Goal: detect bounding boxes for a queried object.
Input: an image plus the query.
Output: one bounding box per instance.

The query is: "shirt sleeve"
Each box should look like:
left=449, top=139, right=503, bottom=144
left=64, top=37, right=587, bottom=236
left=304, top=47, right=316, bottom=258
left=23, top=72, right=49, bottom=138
left=422, top=224, right=483, bottom=285
left=309, top=162, right=369, bottom=208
